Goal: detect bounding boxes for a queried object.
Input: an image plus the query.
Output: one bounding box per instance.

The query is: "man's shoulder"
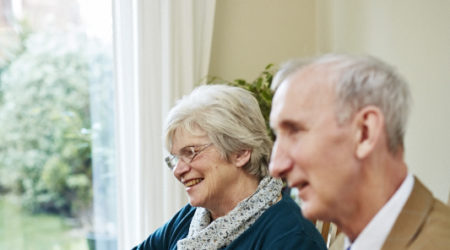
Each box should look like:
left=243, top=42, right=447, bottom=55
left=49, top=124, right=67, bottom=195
left=383, top=177, right=450, bottom=249
left=405, top=177, right=450, bottom=224
left=410, top=188, right=450, bottom=249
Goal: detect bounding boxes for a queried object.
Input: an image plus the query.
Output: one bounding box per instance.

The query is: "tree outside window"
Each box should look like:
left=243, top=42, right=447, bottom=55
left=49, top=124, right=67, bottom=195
left=0, top=1, right=116, bottom=249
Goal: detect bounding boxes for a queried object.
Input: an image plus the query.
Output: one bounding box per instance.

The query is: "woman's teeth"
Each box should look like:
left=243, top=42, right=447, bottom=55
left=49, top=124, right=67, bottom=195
left=185, top=179, right=202, bottom=187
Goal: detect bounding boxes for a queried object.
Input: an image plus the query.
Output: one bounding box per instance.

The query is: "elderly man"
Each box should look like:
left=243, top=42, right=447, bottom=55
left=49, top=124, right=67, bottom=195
left=269, top=54, right=450, bottom=250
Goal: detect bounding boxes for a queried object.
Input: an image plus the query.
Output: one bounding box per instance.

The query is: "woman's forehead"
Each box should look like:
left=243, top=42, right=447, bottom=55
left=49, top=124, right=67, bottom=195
left=171, top=127, right=209, bottom=151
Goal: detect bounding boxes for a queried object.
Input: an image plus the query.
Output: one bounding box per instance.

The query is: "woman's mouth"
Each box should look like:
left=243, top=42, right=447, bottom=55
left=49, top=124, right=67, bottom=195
left=184, top=178, right=203, bottom=187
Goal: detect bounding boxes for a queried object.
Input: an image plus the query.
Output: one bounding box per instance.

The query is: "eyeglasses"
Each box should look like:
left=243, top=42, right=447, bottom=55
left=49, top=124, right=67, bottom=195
left=165, top=143, right=213, bottom=170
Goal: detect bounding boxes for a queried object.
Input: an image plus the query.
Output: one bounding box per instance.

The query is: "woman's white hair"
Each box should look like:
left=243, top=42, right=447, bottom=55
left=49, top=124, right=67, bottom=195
left=165, top=84, right=272, bottom=179
left=272, top=54, right=412, bottom=153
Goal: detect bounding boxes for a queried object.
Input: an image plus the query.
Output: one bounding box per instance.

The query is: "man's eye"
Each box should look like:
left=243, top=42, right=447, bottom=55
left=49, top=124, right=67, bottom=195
left=278, top=121, right=303, bottom=136
left=278, top=126, right=296, bottom=136
left=285, top=124, right=303, bottom=135
left=287, top=126, right=300, bottom=135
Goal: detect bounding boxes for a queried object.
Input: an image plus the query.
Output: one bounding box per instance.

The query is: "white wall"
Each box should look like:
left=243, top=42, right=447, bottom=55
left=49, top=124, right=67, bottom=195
left=208, top=0, right=316, bottom=81
left=209, top=0, right=450, bottom=202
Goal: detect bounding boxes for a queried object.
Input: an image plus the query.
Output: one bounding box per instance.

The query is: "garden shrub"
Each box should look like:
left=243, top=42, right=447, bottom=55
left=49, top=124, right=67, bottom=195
left=0, top=30, right=112, bottom=217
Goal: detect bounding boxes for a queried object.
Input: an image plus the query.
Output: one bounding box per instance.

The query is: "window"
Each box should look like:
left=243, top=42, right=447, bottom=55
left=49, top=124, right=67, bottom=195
left=0, top=0, right=116, bottom=249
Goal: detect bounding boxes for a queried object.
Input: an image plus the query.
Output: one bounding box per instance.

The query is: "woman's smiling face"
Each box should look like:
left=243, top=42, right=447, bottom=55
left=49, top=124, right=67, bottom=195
left=171, top=128, right=241, bottom=210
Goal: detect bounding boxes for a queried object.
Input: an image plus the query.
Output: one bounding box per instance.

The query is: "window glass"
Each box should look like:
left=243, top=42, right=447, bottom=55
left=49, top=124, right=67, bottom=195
left=0, top=0, right=116, bottom=249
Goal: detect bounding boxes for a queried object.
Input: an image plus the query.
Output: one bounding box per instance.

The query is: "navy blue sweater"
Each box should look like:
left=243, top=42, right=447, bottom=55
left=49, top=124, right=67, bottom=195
left=132, top=194, right=327, bottom=249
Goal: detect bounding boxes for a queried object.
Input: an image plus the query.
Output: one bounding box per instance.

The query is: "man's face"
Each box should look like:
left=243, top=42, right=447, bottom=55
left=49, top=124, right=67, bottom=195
left=269, top=66, right=360, bottom=221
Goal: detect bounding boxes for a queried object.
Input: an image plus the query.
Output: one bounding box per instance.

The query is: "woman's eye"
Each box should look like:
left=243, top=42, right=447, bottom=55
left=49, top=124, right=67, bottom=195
left=183, top=147, right=196, bottom=157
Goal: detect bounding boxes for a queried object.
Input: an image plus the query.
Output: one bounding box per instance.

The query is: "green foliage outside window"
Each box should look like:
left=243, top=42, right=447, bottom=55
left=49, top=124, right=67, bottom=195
left=0, top=28, right=112, bottom=218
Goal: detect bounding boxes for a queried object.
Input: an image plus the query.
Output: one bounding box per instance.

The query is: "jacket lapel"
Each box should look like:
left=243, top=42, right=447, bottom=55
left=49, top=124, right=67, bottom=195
left=381, top=177, right=433, bottom=249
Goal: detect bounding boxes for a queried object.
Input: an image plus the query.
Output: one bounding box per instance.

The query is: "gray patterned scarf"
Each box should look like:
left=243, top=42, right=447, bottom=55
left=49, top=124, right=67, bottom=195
left=177, top=176, right=283, bottom=250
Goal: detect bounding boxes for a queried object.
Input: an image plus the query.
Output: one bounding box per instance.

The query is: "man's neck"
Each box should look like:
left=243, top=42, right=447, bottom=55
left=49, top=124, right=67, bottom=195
left=339, top=153, right=408, bottom=241
left=344, top=173, right=414, bottom=250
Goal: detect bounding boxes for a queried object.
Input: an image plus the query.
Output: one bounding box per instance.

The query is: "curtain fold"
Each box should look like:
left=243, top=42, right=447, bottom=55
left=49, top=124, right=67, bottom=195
left=112, top=0, right=216, bottom=248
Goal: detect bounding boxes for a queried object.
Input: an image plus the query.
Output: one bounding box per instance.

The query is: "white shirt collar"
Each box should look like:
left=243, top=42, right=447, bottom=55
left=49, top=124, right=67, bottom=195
left=344, top=173, right=414, bottom=250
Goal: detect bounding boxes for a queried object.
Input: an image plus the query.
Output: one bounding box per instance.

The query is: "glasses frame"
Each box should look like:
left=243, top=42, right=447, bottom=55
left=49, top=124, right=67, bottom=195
left=165, top=143, right=213, bottom=170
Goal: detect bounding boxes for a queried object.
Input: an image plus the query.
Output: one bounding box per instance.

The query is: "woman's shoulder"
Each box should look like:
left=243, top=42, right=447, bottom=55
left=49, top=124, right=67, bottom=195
left=132, top=204, right=196, bottom=250
left=174, top=203, right=197, bottom=221
left=262, top=193, right=311, bottom=227
left=164, top=203, right=196, bottom=231
left=229, top=193, right=327, bottom=249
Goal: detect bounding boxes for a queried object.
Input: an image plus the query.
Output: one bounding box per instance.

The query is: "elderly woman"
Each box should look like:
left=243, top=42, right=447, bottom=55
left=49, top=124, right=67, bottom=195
left=133, top=85, right=326, bottom=250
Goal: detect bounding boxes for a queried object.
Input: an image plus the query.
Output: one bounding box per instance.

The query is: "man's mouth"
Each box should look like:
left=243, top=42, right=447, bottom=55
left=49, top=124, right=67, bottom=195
left=184, top=178, right=203, bottom=187
left=292, top=180, right=309, bottom=195
left=298, top=181, right=309, bottom=190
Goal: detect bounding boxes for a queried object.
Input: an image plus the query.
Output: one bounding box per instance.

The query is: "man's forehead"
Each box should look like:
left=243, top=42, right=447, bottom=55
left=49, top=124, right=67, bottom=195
left=270, top=78, right=304, bottom=129
left=276, top=66, right=334, bottom=99
left=270, top=66, right=337, bottom=126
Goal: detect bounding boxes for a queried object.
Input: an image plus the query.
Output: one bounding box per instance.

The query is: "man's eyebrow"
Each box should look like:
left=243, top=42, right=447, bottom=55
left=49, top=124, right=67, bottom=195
left=279, top=119, right=305, bottom=131
left=271, top=119, right=296, bottom=130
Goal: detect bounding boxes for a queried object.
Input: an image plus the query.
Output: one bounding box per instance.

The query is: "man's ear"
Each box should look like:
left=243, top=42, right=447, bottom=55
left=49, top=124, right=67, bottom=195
left=353, top=106, right=384, bottom=159
left=233, top=150, right=251, bottom=168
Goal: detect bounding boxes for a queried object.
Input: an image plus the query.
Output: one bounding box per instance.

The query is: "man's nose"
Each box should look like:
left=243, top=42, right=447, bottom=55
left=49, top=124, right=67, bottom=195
left=269, top=139, right=292, bottom=178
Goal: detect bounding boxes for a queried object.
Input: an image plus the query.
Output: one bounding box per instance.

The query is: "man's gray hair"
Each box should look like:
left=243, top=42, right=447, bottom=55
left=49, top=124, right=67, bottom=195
left=165, top=84, right=272, bottom=179
left=272, top=54, right=412, bottom=153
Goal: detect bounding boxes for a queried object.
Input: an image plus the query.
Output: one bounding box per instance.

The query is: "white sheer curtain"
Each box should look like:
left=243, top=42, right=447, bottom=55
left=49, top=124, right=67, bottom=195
left=112, top=0, right=216, bottom=249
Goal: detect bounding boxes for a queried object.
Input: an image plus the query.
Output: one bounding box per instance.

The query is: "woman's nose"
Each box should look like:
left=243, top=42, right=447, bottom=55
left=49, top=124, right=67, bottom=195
left=173, top=159, right=190, bottom=177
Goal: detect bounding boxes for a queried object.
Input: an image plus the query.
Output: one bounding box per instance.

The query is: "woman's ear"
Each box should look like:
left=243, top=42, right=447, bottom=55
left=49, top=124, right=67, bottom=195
left=233, top=150, right=251, bottom=168
left=353, top=106, right=384, bottom=159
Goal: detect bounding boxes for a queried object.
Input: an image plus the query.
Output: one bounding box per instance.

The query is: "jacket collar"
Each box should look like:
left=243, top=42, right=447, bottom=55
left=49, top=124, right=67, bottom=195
left=382, top=177, right=433, bottom=249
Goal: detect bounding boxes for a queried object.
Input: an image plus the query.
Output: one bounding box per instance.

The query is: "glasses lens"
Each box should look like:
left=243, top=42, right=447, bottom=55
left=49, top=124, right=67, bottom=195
left=165, top=155, right=178, bottom=170
left=165, top=143, right=212, bottom=170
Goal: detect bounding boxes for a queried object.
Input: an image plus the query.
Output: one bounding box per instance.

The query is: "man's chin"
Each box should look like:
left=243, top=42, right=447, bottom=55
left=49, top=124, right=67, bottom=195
left=300, top=202, right=321, bottom=221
